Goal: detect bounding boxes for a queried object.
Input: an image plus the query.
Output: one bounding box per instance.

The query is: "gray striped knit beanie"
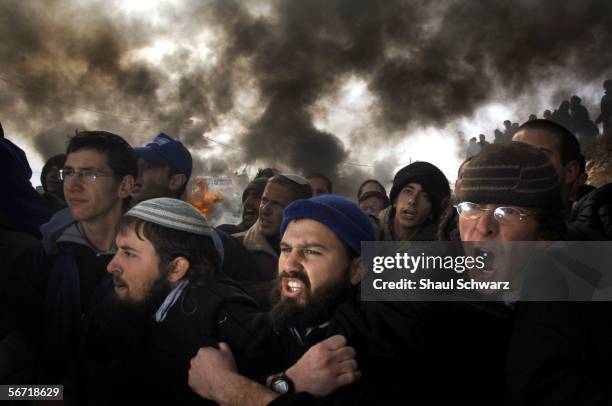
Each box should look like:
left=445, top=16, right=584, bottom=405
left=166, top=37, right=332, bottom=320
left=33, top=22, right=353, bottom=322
left=458, top=142, right=561, bottom=207
left=125, top=197, right=212, bottom=236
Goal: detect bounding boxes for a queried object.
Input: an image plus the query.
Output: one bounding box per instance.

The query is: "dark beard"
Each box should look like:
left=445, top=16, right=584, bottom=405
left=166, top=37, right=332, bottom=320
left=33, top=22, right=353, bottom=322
left=101, top=270, right=174, bottom=335
left=270, top=268, right=353, bottom=331
left=117, top=276, right=172, bottom=315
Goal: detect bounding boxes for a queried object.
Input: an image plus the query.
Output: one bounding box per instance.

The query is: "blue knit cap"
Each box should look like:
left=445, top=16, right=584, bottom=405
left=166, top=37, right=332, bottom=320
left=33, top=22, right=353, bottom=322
left=280, top=195, right=376, bottom=256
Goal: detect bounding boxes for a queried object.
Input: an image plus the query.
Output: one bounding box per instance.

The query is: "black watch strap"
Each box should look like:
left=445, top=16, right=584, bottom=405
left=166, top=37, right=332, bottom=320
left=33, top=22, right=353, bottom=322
left=269, top=372, right=295, bottom=395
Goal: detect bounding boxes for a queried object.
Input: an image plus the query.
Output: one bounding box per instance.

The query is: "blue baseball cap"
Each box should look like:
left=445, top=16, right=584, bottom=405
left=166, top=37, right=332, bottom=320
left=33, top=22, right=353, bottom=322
left=134, top=133, right=192, bottom=178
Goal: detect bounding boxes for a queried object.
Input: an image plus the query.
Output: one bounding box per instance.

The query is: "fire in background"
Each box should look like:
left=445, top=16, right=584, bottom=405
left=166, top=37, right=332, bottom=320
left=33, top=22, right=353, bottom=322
left=189, top=177, right=223, bottom=219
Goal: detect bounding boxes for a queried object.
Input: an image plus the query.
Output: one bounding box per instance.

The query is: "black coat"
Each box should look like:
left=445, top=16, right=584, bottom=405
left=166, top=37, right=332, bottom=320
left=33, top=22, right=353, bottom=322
left=334, top=299, right=515, bottom=405
left=504, top=237, right=612, bottom=405
left=568, top=183, right=612, bottom=241
left=81, top=278, right=273, bottom=405
left=506, top=301, right=612, bottom=405
left=271, top=298, right=515, bottom=406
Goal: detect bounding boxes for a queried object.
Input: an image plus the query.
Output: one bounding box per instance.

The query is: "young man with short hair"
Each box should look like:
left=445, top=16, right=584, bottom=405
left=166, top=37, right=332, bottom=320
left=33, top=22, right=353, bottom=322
left=512, top=118, right=612, bottom=239
left=5, top=131, right=136, bottom=385
left=512, top=119, right=582, bottom=210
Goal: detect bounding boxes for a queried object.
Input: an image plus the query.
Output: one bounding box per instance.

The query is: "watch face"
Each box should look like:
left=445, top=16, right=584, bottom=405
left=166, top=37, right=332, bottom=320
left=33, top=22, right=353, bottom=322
left=272, top=379, right=290, bottom=394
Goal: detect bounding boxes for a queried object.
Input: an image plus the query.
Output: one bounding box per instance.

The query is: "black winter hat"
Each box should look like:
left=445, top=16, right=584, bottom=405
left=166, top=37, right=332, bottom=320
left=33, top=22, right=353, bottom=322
left=389, top=161, right=450, bottom=211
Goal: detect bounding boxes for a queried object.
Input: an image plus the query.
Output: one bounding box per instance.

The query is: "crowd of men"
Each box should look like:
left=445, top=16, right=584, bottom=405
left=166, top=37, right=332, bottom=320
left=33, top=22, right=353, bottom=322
left=468, top=81, right=612, bottom=159
left=0, top=108, right=611, bottom=405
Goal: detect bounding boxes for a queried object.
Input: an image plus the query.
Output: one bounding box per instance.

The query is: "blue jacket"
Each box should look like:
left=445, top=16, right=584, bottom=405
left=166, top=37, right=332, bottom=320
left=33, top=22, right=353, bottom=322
left=11, top=209, right=114, bottom=373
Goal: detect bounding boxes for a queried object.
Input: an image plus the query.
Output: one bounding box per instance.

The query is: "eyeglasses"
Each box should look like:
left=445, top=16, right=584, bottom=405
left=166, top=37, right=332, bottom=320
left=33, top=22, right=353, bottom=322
left=59, top=169, right=114, bottom=183
left=454, top=202, right=536, bottom=225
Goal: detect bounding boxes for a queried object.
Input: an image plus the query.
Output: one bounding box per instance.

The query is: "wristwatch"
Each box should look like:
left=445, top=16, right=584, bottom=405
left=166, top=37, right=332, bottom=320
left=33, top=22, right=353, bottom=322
left=269, top=372, right=295, bottom=395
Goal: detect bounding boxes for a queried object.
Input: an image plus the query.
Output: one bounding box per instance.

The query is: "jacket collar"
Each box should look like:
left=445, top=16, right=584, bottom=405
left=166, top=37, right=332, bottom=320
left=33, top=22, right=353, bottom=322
left=377, top=206, right=394, bottom=241
left=56, top=222, right=116, bottom=255
left=241, top=220, right=278, bottom=258
left=377, top=206, right=438, bottom=241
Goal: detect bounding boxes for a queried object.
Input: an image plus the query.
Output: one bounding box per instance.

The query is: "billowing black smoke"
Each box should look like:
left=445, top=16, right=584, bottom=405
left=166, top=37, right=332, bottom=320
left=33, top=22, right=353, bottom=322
left=1, top=0, right=611, bottom=195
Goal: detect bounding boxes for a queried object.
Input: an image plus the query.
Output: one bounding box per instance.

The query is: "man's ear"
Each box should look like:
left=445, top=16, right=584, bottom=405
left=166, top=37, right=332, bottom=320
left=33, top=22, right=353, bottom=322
left=167, top=256, right=190, bottom=283
left=349, top=257, right=365, bottom=285
left=119, top=175, right=135, bottom=198
left=169, top=174, right=187, bottom=192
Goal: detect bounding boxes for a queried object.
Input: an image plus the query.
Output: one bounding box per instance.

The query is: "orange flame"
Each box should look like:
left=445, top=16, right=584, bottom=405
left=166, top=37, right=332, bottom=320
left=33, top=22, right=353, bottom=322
left=189, top=177, right=223, bottom=219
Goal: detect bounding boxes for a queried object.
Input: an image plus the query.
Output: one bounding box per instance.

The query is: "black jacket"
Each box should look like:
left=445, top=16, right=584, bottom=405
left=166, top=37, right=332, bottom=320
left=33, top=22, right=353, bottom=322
left=506, top=301, right=612, bottom=405
left=81, top=278, right=273, bottom=405
left=5, top=223, right=114, bottom=385
left=332, top=299, right=515, bottom=405
left=270, top=298, right=515, bottom=406
left=568, top=183, right=612, bottom=240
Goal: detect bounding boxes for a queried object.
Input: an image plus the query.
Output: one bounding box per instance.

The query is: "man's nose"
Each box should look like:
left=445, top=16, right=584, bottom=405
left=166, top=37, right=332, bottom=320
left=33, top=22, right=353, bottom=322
left=64, top=174, right=84, bottom=190
left=282, top=249, right=303, bottom=273
left=475, top=211, right=498, bottom=237
left=407, top=192, right=420, bottom=205
left=260, top=201, right=271, bottom=215
left=106, top=254, right=120, bottom=274
left=106, top=254, right=117, bottom=273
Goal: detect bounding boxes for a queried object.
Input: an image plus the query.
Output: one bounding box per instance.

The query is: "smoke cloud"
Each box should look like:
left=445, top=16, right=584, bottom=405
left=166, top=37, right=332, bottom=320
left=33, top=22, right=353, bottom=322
left=1, top=0, right=610, bottom=196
